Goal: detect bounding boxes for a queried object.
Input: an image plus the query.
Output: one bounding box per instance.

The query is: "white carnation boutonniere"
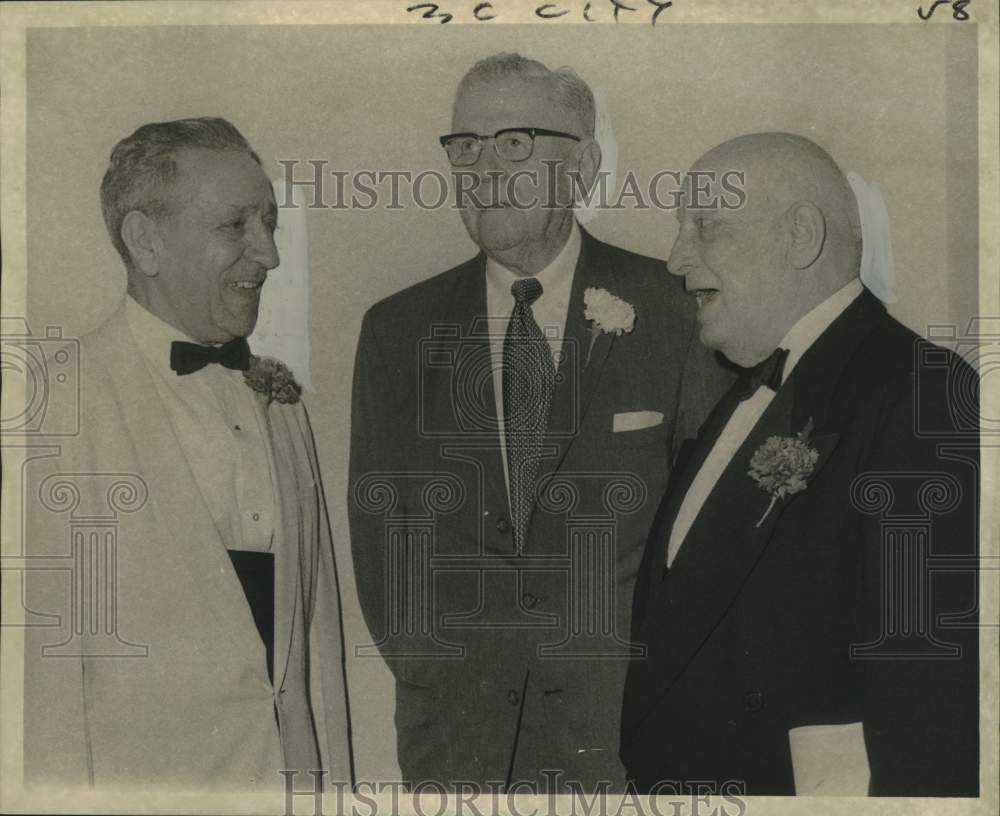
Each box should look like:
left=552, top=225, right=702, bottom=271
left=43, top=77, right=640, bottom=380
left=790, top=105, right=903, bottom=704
left=748, top=417, right=819, bottom=528
left=243, top=355, right=302, bottom=405
left=583, top=287, right=636, bottom=365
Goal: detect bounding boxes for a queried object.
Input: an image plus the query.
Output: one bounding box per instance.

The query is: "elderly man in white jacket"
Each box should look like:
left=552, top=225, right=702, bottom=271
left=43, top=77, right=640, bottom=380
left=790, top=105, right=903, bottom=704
left=23, top=117, right=352, bottom=793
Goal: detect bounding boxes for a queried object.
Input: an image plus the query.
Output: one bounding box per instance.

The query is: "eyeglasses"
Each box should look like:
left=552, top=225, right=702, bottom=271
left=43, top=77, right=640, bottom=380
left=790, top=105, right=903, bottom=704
left=439, top=127, right=581, bottom=167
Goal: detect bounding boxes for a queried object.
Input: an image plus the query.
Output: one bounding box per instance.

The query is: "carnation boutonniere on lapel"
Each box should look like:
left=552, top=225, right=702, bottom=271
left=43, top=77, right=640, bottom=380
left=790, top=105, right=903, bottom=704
left=748, top=417, right=819, bottom=528
left=583, top=287, right=635, bottom=366
left=243, top=355, right=302, bottom=405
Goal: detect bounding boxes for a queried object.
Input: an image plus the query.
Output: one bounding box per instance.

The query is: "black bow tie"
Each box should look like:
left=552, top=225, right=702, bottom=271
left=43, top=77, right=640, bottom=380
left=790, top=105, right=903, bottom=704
left=170, top=337, right=251, bottom=376
left=735, top=347, right=789, bottom=400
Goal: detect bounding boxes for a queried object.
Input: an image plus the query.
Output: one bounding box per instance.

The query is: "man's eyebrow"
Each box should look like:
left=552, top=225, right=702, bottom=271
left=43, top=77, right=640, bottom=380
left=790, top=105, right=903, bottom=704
left=214, top=203, right=250, bottom=218
left=215, top=201, right=276, bottom=218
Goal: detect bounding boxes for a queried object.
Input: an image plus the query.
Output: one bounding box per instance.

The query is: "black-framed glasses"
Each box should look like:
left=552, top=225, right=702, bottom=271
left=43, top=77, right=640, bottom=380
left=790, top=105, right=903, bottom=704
left=439, top=127, right=581, bottom=166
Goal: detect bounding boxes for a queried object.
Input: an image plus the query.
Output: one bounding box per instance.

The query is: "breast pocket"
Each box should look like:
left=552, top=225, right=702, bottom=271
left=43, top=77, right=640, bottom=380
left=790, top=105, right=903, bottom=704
left=603, top=422, right=671, bottom=452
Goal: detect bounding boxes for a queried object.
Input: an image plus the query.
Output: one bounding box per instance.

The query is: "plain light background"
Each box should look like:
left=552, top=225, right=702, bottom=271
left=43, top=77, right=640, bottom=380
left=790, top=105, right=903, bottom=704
left=25, top=23, right=978, bottom=782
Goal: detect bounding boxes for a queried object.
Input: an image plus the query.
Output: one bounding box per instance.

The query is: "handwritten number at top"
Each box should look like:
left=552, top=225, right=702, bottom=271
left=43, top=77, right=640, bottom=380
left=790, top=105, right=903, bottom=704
left=917, top=0, right=971, bottom=20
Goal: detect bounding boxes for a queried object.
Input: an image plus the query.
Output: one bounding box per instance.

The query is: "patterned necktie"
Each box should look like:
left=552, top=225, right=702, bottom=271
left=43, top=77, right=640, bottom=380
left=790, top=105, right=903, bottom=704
left=170, top=337, right=251, bottom=376
left=502, top=277, right=556, bottom=553
left=735, top=347, right=789, bottom=400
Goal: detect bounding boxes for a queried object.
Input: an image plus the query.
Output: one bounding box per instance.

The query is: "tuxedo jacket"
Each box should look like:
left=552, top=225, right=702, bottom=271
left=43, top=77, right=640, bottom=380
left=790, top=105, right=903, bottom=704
left=621, top=291, right=979, bottom=796
left=349, top=228, right=735, bottom=788
left=23, top=304, right=353, bottom=792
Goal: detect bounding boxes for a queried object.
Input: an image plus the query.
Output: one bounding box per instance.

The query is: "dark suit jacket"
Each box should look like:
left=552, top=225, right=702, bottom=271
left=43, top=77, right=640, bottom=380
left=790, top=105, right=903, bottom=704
left=349, top=228, right=734, bottom=789
left=621, top=290, right=979, bottom=796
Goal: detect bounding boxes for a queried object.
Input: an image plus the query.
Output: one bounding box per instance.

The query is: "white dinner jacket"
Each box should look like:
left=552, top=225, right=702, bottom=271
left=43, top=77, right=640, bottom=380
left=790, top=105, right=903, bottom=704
left=23, top=303, right=351, bottom=793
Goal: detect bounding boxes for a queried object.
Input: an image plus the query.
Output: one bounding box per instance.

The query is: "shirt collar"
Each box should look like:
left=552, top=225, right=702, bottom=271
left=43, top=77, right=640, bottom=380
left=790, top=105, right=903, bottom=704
left=125, top=296, right=232, bottom=381
left=485, top=218, right=581, bottom=301
left=778, top=277, right=865, bottom=384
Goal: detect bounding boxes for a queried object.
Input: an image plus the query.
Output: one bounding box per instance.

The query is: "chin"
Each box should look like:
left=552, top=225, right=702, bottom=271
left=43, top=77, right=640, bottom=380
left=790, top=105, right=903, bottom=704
left=233, top=321, right=257, bottom=340
left=219, top=314, right=258, bottom=341
left=474, top=210, right=527, bottom=252
left=697, top=324, right=727, bottom=354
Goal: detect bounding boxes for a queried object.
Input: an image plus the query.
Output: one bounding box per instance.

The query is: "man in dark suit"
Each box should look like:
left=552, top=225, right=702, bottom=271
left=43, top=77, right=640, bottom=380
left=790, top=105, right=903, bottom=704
left=349, top=53, right=733, bottom=790
left=621, top=132, right=979, bottom=796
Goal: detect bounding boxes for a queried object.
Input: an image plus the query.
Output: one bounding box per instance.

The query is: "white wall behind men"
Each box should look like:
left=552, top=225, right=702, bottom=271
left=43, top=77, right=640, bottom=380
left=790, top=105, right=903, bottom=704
left=25, top=22, right=979, bottom=783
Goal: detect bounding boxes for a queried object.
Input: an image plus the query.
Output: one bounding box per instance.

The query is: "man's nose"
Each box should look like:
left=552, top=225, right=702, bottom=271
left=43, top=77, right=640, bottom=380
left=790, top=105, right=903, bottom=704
left=474, top=141, right=508, bottom=178
left=467, top=147, right=509, bottom=205
left=666, top=229, right=697, bottom=278
left=246, top=222, right=280, bottom=270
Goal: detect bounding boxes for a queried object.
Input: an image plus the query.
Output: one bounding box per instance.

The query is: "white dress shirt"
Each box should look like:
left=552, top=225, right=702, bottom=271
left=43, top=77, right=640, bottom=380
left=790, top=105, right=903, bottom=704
left=126, top=297, right=276, bottom=553
left=486, top=219, right=581, bottom=502
left=666, top=278, right=864, bottom=566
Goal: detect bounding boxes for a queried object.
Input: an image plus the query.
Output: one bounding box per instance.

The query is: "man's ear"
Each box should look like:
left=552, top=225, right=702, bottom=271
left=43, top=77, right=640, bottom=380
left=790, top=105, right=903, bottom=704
left=786, top=202, right=827, bottom=270
left=120, top=210, right=162, bottom=277
left=570, top=138, right=603, bottom=203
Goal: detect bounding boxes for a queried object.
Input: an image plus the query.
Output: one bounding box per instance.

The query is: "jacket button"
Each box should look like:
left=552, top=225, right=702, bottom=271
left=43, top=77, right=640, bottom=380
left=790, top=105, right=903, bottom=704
left=743, top=691, right=764, bottom=712
left=522, top=593, right=538, bottom=609
left=507, top=689, right=520, bottom=706
left=496, top=516, right=510, bottom=534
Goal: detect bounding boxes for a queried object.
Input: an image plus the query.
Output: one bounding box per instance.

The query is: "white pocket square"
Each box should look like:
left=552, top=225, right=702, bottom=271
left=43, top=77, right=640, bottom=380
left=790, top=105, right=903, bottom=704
left=613, top=410, right=664, bottom=433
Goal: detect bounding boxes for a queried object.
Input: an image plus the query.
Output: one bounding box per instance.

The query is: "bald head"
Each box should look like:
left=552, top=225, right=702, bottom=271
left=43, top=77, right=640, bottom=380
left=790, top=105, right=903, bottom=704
left=699, top=132, right=861, bottom=268
left=667, top=132, right=863, bottom=366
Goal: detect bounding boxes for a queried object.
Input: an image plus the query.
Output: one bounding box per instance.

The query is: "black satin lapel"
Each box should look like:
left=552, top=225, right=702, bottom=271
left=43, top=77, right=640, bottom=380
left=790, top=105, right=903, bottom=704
left=628, top=382, right=746, bottom=641
left=653, top=384, right=746, bottom=558
left=633, top=382, right=852, bottom=724
left=631, top=386, right=795, bottom=717
left=808, top=432, right=840, bottom=483
left=672, top=437, right=698, bottom=475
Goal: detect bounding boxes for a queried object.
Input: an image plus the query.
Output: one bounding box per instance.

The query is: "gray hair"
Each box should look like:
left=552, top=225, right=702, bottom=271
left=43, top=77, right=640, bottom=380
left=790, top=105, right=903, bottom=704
left=100, top=117, right=261, bottom=270
left=456, top=53, right=596, bottom=138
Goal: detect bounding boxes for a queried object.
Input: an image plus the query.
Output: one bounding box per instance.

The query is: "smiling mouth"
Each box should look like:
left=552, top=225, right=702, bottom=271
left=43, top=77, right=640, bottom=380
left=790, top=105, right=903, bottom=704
left=229, top=280, right=264, bottom=292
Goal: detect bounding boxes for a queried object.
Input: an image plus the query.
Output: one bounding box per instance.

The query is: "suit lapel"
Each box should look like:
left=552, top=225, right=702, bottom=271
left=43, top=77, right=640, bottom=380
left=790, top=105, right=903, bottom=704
left=631, top=289, right=889, bottom=722
left=257, top=400, right=302, bottom=689
left=648, top=384, right=747, bottom=563
left=431, top=242, right=617, bottom=533
left=536, top=229, right=619, bottom=488
left=428, top=255, right=510, bottom=525
left=633, top=383, right=799, bottom=714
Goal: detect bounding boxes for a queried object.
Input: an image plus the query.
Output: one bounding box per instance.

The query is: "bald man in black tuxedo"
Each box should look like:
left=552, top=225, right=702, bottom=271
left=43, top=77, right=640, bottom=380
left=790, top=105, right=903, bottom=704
left=622, top=132, right=979, bottom=797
